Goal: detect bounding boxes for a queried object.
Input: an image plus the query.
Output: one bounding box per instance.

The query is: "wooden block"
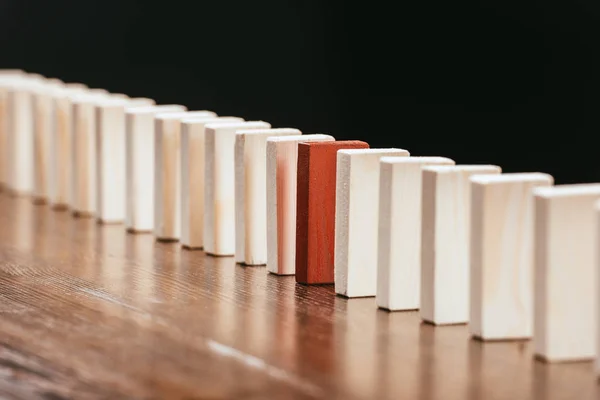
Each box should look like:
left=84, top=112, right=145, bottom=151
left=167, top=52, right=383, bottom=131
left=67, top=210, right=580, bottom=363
left=234, top=128, right=302, bottom=265
left=31, top=78, right=64, bottom=203
left=5, top=75, right=45, bottom=195
left=334, top=148, right=411, bottom=297
left=532, top=184, right=600, bottom=361
left=469, top=172, right=553, bottom=341
left=125, top=104, right=188, bottom=232
left=266, top=134, right=335, bottom=275
left=420, top=165, right=502, bottom=325
left=204, top=121, right=271, bottom=255
left=154, top=110, right=218, bottom=240
left=295, top=140, right=370, bottom=284
left=0, top=71, right=26, bottom=189
left=376, top=156, right=455, bottom=310
left=180, top=116, right=244, bottom=248
left=95, top=97, right=156, bottom=223
left=71, top=90, right=114, bottom=216
left=50, top=85, right=89, bottom=208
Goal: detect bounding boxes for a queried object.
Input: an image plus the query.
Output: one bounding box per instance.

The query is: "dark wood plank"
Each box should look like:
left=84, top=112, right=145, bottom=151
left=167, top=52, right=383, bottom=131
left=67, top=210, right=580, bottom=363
left=0, top=194, right=597, bottom=399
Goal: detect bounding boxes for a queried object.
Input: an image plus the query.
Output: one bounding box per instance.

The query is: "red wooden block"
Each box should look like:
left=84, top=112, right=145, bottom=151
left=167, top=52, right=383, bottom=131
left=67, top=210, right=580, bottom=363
left=295, top=140, right=370, bottom=284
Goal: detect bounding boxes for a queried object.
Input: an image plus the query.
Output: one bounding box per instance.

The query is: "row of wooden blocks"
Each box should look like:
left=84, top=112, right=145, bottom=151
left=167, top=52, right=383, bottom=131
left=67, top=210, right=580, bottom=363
left=1, top=70, right=599, bottom=372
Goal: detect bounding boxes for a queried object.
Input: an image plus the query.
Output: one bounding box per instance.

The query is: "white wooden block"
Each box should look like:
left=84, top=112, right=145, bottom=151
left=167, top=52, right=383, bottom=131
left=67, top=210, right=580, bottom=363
left=420, top=165, right=502, bottom=325
left=71, top=90, right=113, bottom=216
left=50, top=85, right=89, bottom=208
left=334, top=149, right=411, bottom=298
left=266, top=134, right=335, bottom=275
left=180, top=116, right=244, bottom=248
left=31, top=78, right=64, bottom=203
left=5, top=76, right=44, bottom=195
left=125, top=104, right=188, bottom=232
left=377, top=156, right=455, bottom=310
left=154, top=110, right=217, bottom=240
left=0, top=71, right=27, bottom=189
left=95, top=97, right=155, bottom=223
left=204, top=121, right=271, bottom=256
left=234, top=128, right=301, bottom=265
left=532, top=184, right=600, bottom=361
left=469, top=172, right=554, bottom=341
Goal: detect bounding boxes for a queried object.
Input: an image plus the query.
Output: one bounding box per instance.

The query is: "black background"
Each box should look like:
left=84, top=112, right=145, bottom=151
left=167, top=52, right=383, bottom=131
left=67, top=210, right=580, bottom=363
left=1, top=0, right=598, bottom=184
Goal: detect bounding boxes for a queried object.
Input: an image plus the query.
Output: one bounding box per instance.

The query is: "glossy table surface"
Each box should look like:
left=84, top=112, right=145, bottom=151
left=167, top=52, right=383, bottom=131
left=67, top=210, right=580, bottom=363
left=0, top=193, right=597, bottom=399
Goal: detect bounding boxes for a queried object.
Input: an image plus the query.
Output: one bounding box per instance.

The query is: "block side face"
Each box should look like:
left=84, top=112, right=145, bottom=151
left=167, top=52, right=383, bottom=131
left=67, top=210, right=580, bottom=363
left=377, top=162, right=394, bottom=308
left=234, top=134, right=246, bottom=263
left=203, top=129, right=216, bottom=253
left=542, top=194, right=599, bottom=360
left=420, top=169, right=438, bottom=322
left=180, top=124, right=191, bottom=245
left=334, top=152, right=352, bottom=295
left=305, top=141, right=369, bottom=284
left=533, top=196, right=549, bottom=357
left=266, top=141, right=279, bottom=274
left=469, top=182, right=485, bottom=337
left=295, top=143, right=311, bottom=282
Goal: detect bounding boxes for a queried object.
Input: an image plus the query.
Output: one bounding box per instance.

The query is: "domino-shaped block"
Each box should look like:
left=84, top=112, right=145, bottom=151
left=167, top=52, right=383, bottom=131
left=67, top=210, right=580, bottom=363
left=266, top=134, right=335, bottom=275
left=376, top=156, right=455, bottom=310
left=334, top=148, right=411, bottom=297
left=204, top=121, right=271, bottom=255
left=6, top=75, right=45, bottom=195
left=71, top=90, right=112, bottom=216
left=180, top=116, right=244, bottom=248
left=234, top=128, right=302, bottom=265
left=32, top=78, right=64, bottom=203
left=469, top=173, right=554, bottom=341
left=50, top=85, right=89, bottom=208
left=125, top=104, right=188, bottom=232
left=154, top=110, right=218, bottom=240
left=295, top=140, right=370, bottom=284
left=95, top=97, right=156, bottom=223
left=420, top=165, right=502, bottom=325
left=532, top=184, right=600, bottom=361
left=0, top=71, right=26, bottom=190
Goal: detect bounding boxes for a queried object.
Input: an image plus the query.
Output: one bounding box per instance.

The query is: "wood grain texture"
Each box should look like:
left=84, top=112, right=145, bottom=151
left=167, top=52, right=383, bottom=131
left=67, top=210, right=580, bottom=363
left=295, top=140, right=369, bottom=284
left=532, top=184, right=600, bottom=362
left=71, top=90, right=110, bottom=216
left=180, top=116, right=243, bottom=249
left=32, top=79, right=64, bottom=203
left=0, top=193, right=596, bottom=399
left=95, top=98, right=155, bottom=223
left=154, top=111, right=217, bottom=241
left=204, top=121, right=271, bottom=256
left=234, top=128, right=301, bottom=265
left=266, top=134, right=335, bottom=276
left=125, top=105, right=187, bottom=232
left=376, top=157, right=455, bottom=311
left=469, top=173, right=553, bottom=341
left=420, top=165, right=502, bottom=325
left=334, top=148, right=410, bottom=298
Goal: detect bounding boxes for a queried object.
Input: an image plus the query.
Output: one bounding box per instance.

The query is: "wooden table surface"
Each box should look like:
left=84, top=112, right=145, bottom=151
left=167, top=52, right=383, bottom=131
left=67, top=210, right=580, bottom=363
left=0, top=193, right=597, bottom=400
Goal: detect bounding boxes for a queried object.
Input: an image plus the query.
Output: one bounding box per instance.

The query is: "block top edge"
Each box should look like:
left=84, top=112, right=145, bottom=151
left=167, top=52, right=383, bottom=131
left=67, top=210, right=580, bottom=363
left=155, top=110, right=216, bottom=119
left=267, top=134, right=334, bottom=143
left=470, top=172, right=553, bottom=185
left=422, top=164, right=502, bottom=173
left=235, top=128, right=301, bottom=136
left=533, top=183, right=600, bottom=198
left=380, top=156, right=454, bottom=164
left=338, top=148, right=409, bottom=156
